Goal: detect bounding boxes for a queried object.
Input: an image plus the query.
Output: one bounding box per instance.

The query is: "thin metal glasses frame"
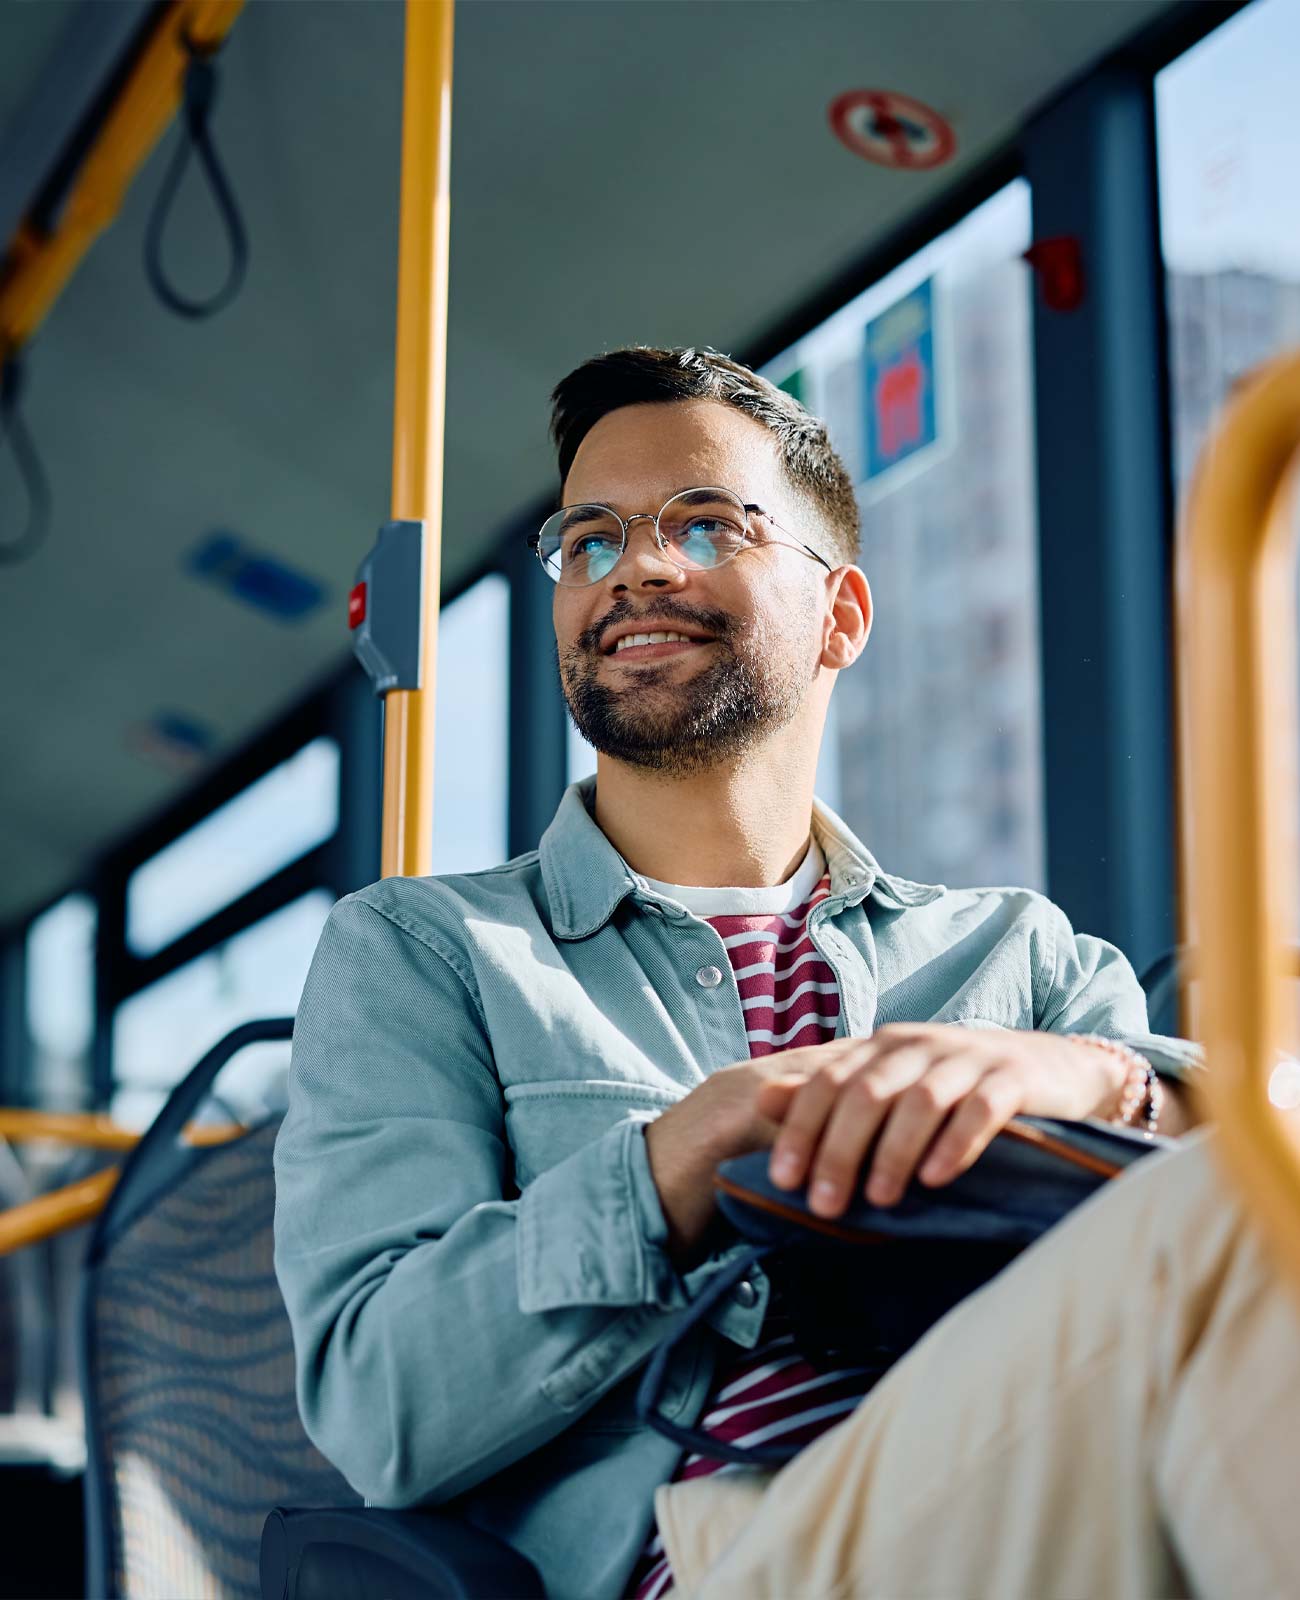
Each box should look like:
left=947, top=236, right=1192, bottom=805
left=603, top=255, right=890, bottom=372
left=527, top=485, right=834, bottom=586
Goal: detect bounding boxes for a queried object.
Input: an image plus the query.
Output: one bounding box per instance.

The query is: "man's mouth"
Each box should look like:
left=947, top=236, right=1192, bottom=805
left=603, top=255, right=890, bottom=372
left=605, top=631, right=715, bottom=662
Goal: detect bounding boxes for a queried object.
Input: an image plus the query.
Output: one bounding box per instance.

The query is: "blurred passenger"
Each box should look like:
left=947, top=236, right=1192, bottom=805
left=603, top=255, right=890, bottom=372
left=274, top=348, right=1297, bottom=1600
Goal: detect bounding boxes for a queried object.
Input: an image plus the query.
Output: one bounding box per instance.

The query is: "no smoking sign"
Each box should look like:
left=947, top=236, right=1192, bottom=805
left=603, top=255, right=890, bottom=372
left=829, top=89, right=957, bottom=171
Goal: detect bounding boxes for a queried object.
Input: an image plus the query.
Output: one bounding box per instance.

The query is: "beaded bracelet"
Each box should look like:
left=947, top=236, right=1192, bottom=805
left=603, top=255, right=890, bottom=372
left=1071, top=1035, right=1163, bottom=1137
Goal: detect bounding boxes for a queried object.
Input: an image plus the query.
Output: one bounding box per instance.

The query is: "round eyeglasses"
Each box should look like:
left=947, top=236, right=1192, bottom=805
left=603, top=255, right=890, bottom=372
left=528, top=485, right=833, bottom=587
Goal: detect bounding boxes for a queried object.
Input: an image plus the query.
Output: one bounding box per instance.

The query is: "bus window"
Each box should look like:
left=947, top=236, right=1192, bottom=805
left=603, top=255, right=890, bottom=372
left=433, top=572, right=509, bottom=873
left=110, top=890, right=333, bottom=1130
left=1158, top=0, right=1300, bottom=497
left=761, top=181, right=1044, bottom=892
left=25, top=894, right=96, bottom=1111
left=1157, top=0, right=1300, bottom=954
left=127, top=738, right=340, bottom=957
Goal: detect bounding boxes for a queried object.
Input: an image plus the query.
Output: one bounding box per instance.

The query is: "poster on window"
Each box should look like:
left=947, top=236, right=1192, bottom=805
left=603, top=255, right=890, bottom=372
left=862, top=277, right=942, bottom=489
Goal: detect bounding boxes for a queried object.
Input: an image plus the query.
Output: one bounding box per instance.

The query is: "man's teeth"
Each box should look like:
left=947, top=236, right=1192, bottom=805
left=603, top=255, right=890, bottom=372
left=613, top=631, right=700, bottom=653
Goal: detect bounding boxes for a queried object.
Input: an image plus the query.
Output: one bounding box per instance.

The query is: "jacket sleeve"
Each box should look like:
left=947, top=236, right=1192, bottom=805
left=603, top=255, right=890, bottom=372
left=1034, top=898, right=1205, bottom=1084
left=273, top=893, right=708, bottom=1508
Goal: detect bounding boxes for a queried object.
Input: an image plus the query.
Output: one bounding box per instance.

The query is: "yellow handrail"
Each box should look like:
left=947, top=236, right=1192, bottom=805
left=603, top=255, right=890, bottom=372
left=1177, top=347, right=1300, bottom=1293
left=0, top=1109, right=245, bottom=1153
left=0, top=1116, right=247, bottom=1255
left=380, top=0, right=454, bottom=879
left=0, top=0, right=244, bottom=363
left=0, top=1170, right=119, bottom=1255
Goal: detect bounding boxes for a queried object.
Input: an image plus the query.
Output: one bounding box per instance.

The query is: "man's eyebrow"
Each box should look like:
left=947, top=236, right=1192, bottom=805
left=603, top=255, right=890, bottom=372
left=558, top=504, right=617, bottom=533
left=563, top=485, right=732, bottom=518
left=673, top=486, right=733, bottom=506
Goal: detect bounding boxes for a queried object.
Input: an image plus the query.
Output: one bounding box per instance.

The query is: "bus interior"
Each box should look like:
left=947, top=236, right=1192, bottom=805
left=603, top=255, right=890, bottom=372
left=1, top=0, right=1298, bottom=1595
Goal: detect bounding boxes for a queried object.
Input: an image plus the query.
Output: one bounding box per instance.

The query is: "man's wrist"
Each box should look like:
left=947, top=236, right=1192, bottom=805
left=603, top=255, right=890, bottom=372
left=1057, top=1034, right=1128, bottom=1119
left=1067, top=1035, right=1163, bottom=1133
left=643, top=1117, right=725, bottom=1269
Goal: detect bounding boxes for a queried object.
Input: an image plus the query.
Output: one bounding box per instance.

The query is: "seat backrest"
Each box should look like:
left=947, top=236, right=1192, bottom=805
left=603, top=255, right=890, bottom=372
left=80, top=1027, right=361, bottom=1599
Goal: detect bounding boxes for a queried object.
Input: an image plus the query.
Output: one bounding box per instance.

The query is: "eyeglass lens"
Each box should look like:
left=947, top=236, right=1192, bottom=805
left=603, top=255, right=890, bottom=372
left=536, top=488, right=750, bottom=585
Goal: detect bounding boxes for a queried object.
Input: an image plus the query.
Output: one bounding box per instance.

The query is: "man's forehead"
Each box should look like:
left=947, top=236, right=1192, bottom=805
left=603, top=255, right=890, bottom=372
left=562, top=399, right=782, bottom=509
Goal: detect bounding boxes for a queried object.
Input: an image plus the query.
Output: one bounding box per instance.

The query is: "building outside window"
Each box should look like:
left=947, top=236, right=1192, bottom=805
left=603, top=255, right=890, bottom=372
left=1156, top=0, right=1300, bottom=965
left=1157, top=0, right=1300, bottom=504
left=761, top=181, right=1044, bottom=892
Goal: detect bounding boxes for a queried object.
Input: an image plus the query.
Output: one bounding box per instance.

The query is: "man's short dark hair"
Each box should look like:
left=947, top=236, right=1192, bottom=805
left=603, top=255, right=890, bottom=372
left=549, top=346, right=861, bottom=568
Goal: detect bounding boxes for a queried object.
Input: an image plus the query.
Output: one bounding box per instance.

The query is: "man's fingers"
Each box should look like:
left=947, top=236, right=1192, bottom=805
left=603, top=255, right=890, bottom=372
left=915, top=1066, right=1026, bottom=1187
left=768, top=1046, right=927, bottom=1193
left=765, top=1069, right=847, bottom=1188
left=842, top=1054, right=978, bottom=1210
left=754, top=1074, right=810, bottom=1115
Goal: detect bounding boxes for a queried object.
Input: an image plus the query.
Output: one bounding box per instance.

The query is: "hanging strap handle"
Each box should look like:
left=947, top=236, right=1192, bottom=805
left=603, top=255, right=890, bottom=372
left=0, top=353, right=51, bottom=566
left=143, top=36, right=249, bottom=320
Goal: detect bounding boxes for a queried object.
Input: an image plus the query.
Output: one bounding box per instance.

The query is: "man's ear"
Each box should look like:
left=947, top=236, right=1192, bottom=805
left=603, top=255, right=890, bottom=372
left=821, top=566, right=872, bottom=670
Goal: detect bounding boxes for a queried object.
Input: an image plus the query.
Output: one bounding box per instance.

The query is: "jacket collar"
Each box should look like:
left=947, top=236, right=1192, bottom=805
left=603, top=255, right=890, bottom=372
left=540, top=778, right=944, bottom=941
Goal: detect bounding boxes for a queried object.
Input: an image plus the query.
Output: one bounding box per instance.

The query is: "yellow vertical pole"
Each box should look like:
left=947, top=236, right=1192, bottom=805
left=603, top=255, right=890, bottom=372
left=1178, top=348, right=1300, bottom=1295
left=382, top=0, right=454, bottom=878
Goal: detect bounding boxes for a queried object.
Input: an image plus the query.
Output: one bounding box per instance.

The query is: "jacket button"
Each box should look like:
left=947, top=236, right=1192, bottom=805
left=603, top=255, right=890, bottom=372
left=734, top=1279, right=758, bottom=1308
left=695, top=965, right=723, bottom=988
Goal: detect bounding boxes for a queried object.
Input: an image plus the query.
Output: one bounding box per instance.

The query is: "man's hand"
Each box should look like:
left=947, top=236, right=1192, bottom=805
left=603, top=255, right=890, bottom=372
left=643, top=1055, right=824, bottom=1267
left=758, top=1024, right=1123, bottom=1218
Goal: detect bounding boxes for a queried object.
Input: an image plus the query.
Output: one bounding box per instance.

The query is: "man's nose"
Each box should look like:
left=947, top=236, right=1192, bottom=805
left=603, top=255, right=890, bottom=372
left=604, top=518, right=688, bottom=592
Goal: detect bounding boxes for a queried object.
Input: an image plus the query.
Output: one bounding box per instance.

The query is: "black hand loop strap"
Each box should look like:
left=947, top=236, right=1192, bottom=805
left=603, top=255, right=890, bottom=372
left=0, top=353, right=52, bottom=567
left=143, top=38, right=248, bottom=320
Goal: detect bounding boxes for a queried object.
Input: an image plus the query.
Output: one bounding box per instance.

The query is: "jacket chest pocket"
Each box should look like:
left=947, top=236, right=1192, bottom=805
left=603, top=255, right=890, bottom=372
left=503, top=1080, right=681, bottom=1186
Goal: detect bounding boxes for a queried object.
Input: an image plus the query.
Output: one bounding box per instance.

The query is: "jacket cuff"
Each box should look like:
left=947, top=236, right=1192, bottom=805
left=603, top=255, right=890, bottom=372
left=1122, top=1031, right=1206, bottom=1085
left=516, top=1119, right=684, bottom=1313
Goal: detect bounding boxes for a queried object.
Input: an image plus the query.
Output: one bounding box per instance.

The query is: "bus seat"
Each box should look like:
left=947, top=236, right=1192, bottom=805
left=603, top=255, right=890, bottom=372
left=260, top=1504, right=545, bottom=1599
left=1137, top=947, right=1181, bottom=1038
left=80, top=1018, right=542, bottom=1599
left=80, top=1020, right=356, bottom=1597
left=1139, top=945, right=1300, bottom=1040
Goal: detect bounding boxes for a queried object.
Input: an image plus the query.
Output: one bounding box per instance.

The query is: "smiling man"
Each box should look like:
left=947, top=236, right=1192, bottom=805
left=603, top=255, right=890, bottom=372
left=274, top=347, right=1299, bottom=1600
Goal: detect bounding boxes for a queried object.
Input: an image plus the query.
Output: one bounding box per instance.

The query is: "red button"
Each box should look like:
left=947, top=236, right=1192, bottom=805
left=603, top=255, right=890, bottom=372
left=348, top=582, right=367, bottom=630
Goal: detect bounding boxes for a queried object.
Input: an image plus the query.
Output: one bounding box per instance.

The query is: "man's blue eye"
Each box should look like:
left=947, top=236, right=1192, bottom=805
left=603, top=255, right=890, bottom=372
left=567, top=534, right=619, bottom=560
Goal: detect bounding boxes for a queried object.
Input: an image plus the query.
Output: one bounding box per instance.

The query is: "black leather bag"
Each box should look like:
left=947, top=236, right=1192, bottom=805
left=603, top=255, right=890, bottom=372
left=636, top=1115, right=1173, bottom=1467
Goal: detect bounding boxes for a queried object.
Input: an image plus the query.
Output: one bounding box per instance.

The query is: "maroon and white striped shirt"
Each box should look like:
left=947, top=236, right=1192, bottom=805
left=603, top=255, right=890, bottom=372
left=627, top=839, right=882, bottom=1600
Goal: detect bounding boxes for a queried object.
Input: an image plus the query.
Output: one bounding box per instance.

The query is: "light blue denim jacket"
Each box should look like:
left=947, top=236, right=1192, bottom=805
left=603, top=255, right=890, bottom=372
left=273, top=779, right=1202, bottom=1600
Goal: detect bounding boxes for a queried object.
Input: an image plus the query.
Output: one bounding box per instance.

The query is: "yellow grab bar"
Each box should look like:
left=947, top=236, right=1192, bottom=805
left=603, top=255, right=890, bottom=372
left=0, top=1170, right=120, bottom=1255
left=380, top=0, right=454, bottom=879
left=0, top=1114, right=247, bottom=1253
left=0, top=0, right=244, bottom=362
left=1178, top=347, right=1300, bottom=1293
left=0, top=1108, right=245, bottom=1153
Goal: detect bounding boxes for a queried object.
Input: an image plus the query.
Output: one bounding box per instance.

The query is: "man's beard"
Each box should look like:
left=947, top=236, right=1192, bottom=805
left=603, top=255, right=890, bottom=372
left=558, top=600, right=814, bottom=778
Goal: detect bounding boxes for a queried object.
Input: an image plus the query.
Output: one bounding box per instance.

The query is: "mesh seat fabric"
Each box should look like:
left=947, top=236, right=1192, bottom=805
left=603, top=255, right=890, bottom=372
left=83, top=1118, right=360, bottom=1599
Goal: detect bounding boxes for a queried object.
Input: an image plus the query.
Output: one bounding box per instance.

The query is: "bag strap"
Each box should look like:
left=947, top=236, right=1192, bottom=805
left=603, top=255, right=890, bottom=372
left=637, top=1244, right=820, bottom=1468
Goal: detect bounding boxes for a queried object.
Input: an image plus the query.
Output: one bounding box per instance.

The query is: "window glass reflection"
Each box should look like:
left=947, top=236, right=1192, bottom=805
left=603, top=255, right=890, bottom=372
left=1157, top=0, right=1300, bottom=494
left=26, top=894, right=96, bottom=1110
left=111, top=891, right=333, bottom=1130
left=761, top=181, right=1044, bottom=890
left=1156, top=0, right=1300, bottom=960
left=433, top=573, right=509, bottom=872
left=127, top=739, right=339, bottom=956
